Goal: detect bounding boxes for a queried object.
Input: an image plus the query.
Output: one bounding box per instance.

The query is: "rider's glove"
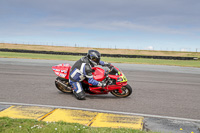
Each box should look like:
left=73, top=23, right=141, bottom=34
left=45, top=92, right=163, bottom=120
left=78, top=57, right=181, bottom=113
left=105, top=63, right=113, bottom=69
left=108, top=64, right=113, bottom=70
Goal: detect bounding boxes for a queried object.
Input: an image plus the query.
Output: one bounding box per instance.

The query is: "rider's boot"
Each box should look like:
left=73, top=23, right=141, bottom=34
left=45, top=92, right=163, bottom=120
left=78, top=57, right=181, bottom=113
left=73, top=90, right=86, bottom=100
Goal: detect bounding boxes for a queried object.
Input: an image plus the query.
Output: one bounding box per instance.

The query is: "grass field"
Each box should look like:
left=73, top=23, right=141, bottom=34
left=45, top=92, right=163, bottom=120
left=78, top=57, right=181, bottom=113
left=0, top=43, right=200, bottom=68
left=1, top=43, right=200, bottom=57
left=0, top=117, right=150, bottom=133
left=0, top=51, right=200, bottom=68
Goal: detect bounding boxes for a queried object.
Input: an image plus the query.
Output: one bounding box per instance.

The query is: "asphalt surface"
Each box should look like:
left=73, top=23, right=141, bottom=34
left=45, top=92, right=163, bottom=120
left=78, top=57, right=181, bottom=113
left=0, top=58, right=200, bottom=132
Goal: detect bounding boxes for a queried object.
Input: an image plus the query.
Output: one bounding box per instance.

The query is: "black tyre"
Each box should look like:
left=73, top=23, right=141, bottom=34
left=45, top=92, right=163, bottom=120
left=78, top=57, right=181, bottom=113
left=55, top=77, right=72, bottom=93
left=111, top=84, right=132, bottom=98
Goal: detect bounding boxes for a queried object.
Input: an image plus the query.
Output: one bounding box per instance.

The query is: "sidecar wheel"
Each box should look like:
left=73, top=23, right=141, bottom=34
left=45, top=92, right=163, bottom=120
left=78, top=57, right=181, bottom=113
left=111, top=84, right=132, bottom=98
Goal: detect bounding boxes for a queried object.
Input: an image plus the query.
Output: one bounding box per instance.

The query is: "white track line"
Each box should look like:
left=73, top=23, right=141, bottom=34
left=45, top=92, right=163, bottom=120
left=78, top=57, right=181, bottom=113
left=0, top=102, right=200, bottom=122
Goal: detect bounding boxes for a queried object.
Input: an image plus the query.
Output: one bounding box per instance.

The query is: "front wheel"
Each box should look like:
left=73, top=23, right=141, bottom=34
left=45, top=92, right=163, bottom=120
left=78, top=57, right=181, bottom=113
left=111, top=84, right=132, bottom=98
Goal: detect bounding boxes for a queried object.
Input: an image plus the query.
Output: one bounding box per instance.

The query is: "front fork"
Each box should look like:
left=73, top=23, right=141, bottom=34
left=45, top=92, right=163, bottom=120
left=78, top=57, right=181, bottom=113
left=118, top=88, right=123, bottom=93
left=116, top=82, right=128, bottom=93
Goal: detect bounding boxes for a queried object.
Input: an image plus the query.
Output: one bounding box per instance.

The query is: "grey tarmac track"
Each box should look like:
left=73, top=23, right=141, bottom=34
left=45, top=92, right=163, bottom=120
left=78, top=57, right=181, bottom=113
left=0, top=58, right=200, bottom=133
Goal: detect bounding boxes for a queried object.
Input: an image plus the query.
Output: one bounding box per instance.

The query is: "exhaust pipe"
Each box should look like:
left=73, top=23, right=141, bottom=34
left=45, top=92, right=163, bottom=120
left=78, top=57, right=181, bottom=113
left=55, top=79, right=72, bottom=91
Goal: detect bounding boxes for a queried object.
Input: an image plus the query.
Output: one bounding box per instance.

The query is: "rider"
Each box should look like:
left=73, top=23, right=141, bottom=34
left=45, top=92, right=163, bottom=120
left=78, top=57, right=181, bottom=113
left=69, top=50, right=112, bottom=100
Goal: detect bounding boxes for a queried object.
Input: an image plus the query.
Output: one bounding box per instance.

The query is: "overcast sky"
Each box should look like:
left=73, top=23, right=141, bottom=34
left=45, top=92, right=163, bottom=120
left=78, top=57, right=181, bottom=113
left=1, top=0, right=200, bottom=51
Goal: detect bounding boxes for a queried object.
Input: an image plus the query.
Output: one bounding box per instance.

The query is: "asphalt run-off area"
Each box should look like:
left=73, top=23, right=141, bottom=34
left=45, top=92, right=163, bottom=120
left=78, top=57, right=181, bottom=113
left=0, top=58, right=200, bottom=133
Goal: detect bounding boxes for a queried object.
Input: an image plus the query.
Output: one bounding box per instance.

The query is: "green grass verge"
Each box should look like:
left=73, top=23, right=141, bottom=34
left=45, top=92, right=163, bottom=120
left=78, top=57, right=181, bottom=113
left=0, top=51, right=200, bottom=68
left=0, top=117, right=150, bottom=133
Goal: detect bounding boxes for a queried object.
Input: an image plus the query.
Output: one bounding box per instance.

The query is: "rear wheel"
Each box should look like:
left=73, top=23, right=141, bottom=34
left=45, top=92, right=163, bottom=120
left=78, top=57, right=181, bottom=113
left=111, top=84, right=132, bottom=98
left=55, top=77, right=72, bottom=93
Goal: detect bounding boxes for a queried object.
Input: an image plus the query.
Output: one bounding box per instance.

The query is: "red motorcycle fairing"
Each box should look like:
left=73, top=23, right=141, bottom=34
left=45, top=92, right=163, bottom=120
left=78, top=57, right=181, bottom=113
left=89, top=66, right=127, bottom=94
left=92, top=67, right=106, bottom=81
left=52, top=63, right=71, bottom=79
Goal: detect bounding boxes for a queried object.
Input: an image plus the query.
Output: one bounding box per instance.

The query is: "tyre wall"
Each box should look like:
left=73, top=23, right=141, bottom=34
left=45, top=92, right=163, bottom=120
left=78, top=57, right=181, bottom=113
left=0, top=48, right=198, bottom=60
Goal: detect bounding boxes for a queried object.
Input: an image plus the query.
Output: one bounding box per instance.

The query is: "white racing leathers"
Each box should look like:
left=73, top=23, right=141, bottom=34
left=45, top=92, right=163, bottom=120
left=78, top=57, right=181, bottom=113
left=69, top=57, right=105, bottom=99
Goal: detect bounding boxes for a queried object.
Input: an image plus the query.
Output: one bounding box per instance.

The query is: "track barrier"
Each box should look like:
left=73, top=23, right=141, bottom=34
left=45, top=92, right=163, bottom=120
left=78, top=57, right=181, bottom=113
left=0, top=48, right=198, bottom=60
